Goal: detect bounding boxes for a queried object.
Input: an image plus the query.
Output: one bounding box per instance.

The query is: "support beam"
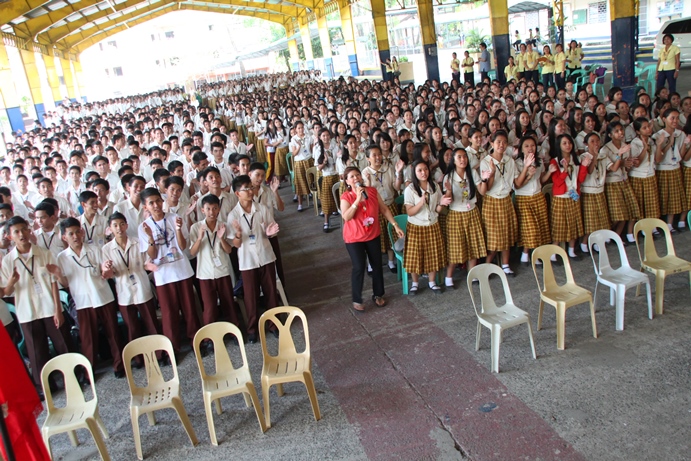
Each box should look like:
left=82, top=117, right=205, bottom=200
left=0, top=43, right=25, bottom=132
left=370, top=0, right=390, bottom=79
left=288, top=39, right=300, bottom=72
left=417, top=0, right=439, bottom=82
left=43, top=54, right=63, bottom=105
left=609, top=0, right=636, bottom=88
left=488, top=0, right=510, bottom=84
left=18, top=48, right=46, bottom=126
left=338, top=2, right=359, bottom=76
left=317, top=13, right=333, bottom=77
left=300, top=22, right=314, bottom=70
left=72, top=59, right=87, bottom=103
left=60, top=58, right=77, bottom=101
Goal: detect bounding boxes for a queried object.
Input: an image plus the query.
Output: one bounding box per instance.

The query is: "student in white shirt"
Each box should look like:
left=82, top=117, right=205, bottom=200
left=50, top=217, right=125, bottom=377
left=113, top=175, right=147, bottom=239
left=139, top=188, right=201, bottom=353
left=78, top=191, right=108, bottom=247
left=33, top=201, right=65, bottom=258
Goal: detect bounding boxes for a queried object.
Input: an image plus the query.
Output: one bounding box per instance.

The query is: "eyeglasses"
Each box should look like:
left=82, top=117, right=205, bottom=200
left=237, top=188, right=254, bottom=192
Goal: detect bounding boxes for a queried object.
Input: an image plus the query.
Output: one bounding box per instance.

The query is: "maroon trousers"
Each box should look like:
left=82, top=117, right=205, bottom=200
left=118, top=298, right=161, bottom=342
left=198, top=276, right=242, bottom=327
left=21, top=316, right=74, bottom=385
left=155, top=277, right=200, bottom=351
left=76, top=302, right=124, bottom=373
left=241, top=262, right=277, bottom=335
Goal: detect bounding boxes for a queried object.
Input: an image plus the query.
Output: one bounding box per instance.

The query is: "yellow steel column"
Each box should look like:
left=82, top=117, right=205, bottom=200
left=285, top=24, right=300, bottom=72
left=318, top=13, right=334, bottom=78
left=300, top=22, right=314, bottom=69
left=43, top=53, right=63, bottom=105
left=487, top=0, right=510, bottom=84
left=370, top=0, right=390, bottom=78
left=18, top=47, right=46, bottom=125
left=0, top=43, right=24, bottom=132
left=609, top=0, right=637, bottom=87
left=73, top=58, right=86, bottom=101
left=60, top=57, right=76, bottom=101
left=417, top=0, right=439, bottom=82
left=338, top=1, right=360, bottom=76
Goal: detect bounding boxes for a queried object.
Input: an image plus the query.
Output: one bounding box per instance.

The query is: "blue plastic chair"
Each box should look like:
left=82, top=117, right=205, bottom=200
left=388, top=214, right=408, bottom=294
left=286, top=152, right=295, bottom=193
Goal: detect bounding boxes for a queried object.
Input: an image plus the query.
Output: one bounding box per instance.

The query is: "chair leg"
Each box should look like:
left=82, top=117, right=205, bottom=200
left=215, top=398, right=223, bottom=415
left=645, top=281, right=653, bottom=320
left=537, top=300, right=544, bottom=330
left=276, top=383, right=284, bottom=397
left=172, top=397, right=199, bottom=447
left=609, top=287, right=615, bottom=307
left=615, top=285, right=625, bottom=331
left=86, top=418, right=111, bottom=461
left=475, top=321, right=482, bottom=351
left=590, top=299, right=598, bottom=339
left=42, top=432, right=53, bottom=460
left=131, top=408, right=144, bottom=460
left=242, top=392, right=252, bottom=408
left=490, top=326, right=501, bottom=373
left=245, top=383, right=267, bottom=433
left=146, top=412, right=156, bottom=426
left=593, top=280, right=599, bottom=309
left=655, top=275, right=666, bottom=316
left=526, top=319, right=537, bottom=359
left=303, top=371, right=322, bottom=421
left=402, top=268, right=408, bottom=295
left=68, top=430, right=79, bottom=446
left=556, top=304, right=566, bottom=350
left=262, top=379, right=272, bottom=429
left=95, top=410, right=109, bottom=439
left=203, top=395, right=218, bottom=446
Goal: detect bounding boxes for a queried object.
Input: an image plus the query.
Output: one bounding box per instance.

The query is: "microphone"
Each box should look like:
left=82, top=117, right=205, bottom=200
left=355, top=182, right=368, bottom=200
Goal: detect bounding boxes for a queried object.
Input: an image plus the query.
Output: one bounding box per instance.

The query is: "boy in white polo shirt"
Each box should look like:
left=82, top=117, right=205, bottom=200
left=113, top=175, right=147, bottom=239
left=0, top=216, right=74, bottom=386
left=139, top=188, right=200, bottom=353
left=78, top=191, right=107, bottom=247
left=33, top=201, right=65, bottom=258
left=49, top=217, right=125, bottom=378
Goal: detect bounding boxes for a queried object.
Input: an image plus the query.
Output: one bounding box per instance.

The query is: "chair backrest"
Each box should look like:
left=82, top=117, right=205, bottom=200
left=393, top=214, right=408, bottom=236
left=466, top=264, right=514, bottom=317
left=122, top=334, right=178, bottom=391
left=332, top=181, right=341, bottom=208
left=588, top=229, right=632, bottom=275
left=259, top=306, right=310, bottom=360
left=41, top=353, right=96, bottom=413
left=306, top=167, right=320, bottom=194
left=531, top=244, right=575, bottom=291
left=286, top=153, right=294, bottom=174
left=633, top=218, right=675, bottom=264
left=193, top=322, right=248, bottom=381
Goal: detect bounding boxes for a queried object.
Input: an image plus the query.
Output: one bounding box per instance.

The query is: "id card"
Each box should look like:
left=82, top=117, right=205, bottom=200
left=213, top=256, right=223, bottom=267
left=129, top=274, right=138, bottom=286
left=33, top=278, right=43, bottom=295
left=248, top=234, right=257, bottom=245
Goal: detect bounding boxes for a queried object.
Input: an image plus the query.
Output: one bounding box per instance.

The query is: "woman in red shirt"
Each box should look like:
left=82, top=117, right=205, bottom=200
left=340, top=166, right=404, bottom=311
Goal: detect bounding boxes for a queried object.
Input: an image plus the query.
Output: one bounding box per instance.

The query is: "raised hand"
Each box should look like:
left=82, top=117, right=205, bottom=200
left=9, top=268, right=19, bottom=284
left=481, top=169, right=492, bottom=180
left=270, top=176, right=280, bottom=192
left=524, top=153, right=535, bottom=167
left=142, top=222, right=153, bottom=238
left=175, top=216, right=183, bottom=230
left=265, top=222, right=280, bottom=237
left=440, top=195, right=452, bottom=206
left=582, top=155, right=592, bottom=167
left=548, top=163, right=558, bottom=174
left=46, top=264, right=62, bottom=277
left=216, top=223, right=226, bottom=238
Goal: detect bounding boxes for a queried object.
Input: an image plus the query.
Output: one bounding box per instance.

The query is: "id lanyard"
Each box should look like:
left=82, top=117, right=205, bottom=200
left=152, top=219, right=171, bottom=247
left=83, top=223, right=95, bottom=243
left=71, top=252, right=95, bottom=270
left=243, top=213, right=256, bottom=243
left=17, top=255, right=35, bottom=280
left=118, top=245, right=139, bottom=285
left=41, top=233, right=55, bottom=250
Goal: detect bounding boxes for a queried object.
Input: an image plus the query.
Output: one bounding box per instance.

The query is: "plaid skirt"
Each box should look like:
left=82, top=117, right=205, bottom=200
left=274, top=146, right=289, bottom=177
left=403, top=222, right=447, bottom=275
left=445, top=208, right=487, bottom=264
left=605, top=180, right=640, bottom=222
left=551, top=196, right=584, bottom=242
left=581, top=192, right=610, bottom=234
left=481, top=195, right=518, bottom=251
left=656, top=169, right=685, bottom=216
left=684, top=166, right=691, bottom=210
left=255, top=139, right=267, bottom=163
left=629, top=176, right=660, bottom=219
left=247, top=131, right=257, bottom=149
left=294, top=158, right=313, bottom=196
left=320, top=174, right=339, bottom=215
left=378, top=202, right=400, bottom=253
left=515, top=193, right=551, bottom=249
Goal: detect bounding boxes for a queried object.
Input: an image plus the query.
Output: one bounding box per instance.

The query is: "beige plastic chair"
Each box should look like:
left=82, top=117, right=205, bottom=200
left=306, top=166, right=321, bottom=216
left=193, top=323, right=266, bottom=446
left=633, top=218, right=691, bottom=316
left=588, top=229, right=653, bottom=330
left=466, top=264, right=537, bottom=373
left=331, top=181, right=342, bottom=215
left=259, top=306, right=321, bottom=428
left=531, top=245, right=598, bottom=350
left=122, top=335, right=198, bottom=460
left=41, top=353, right=110, bottom=461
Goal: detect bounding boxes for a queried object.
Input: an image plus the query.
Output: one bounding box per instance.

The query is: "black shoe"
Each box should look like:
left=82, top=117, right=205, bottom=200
left=367, top=269, right=373, bottom=277
left=248, top=333, right=258, bottom=344
left=114, top=370, right=126, bottom=379
left=389, top=265, right=397, bottom=274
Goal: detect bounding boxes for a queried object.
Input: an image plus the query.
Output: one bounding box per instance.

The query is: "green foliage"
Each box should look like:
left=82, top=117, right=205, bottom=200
left=398, top=56, right=409, bottom=62
left=465, top=29, right=490, bottom=53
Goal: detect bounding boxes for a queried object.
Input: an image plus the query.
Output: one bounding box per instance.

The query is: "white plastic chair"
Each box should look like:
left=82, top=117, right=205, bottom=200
left=193, top=323, right=266, bottom=446
left=588, top=230, right=653, bottom=330
left=41, top=353, right=110, bottom=461
left=122, top=335, right=198, bottom=460
left=467, top=264, right=537, bottom=373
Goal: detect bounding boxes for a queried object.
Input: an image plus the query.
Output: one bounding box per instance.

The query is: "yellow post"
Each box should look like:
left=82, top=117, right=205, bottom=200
left=288, top=39, right=300, bottom=71
left=60, top=57, right=76, bottom=101
left=73, top=58, right=86, bottom=101
left=417, top=0, right=439, bottom=82
left=487, top=0, right=511, bottom=84
left=18, top=47, right=46, bottom=124
left=300, top=22, right=314, bottom=68
left=370, top=0, right=390, bottom=78
left=43, top=53, right=63, bottom=105
left=317, top=13, right=334, bottom=78
left=0, top=43, right=24, bottom=131
left=338, top=2, right=360, bottom=76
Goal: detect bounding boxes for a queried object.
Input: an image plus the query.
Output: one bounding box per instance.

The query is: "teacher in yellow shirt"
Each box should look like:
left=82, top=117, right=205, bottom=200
left=656, top=33, right=681, bottom=93
left=553, top=43, right=567, bottom=89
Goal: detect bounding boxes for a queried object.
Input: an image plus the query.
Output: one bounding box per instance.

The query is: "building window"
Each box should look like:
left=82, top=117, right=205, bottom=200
left=588, top=2, right=607, bottom=24
left=113, top=67, right=123, bottom=76
left=165, top=31, right=174, bottom=39
left=151, top=34, right=156, bottom=41
left=107, top=40, right=117, bottom=48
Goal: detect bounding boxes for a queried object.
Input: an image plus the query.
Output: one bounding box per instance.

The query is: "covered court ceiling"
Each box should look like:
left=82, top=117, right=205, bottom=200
left=0, top=0, right=323, bottom=53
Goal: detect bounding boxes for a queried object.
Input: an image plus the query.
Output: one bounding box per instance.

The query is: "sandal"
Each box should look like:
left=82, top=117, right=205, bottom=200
left=352, top=302, right=365, bottom=311
left=372, top=296, right=387, bottom=307
left=430, top=284, right=443, bottom=294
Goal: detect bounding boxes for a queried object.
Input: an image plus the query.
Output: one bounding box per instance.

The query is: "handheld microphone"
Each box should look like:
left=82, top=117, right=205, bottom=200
left=355, top=182, right=368, bottom=200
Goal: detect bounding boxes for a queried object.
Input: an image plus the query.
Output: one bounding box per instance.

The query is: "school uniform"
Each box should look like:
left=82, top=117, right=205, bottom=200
left=362, top=165, right=399, bottom=254
left=254, top=185, right=285, bottom=285
left=513, top=160, right=551, bottom=249
left=313, top=143, right=339, bottom=215
left=79, top=214, right=107, bottom=247
left=579, top=152, right=612, bottom=234
left=403, top=183, right=446, bottom=275
left=35, top=228, right=65, bottom=259
left=113, top=199, right=147, bottom=239
left=196, top=190, right=237, bottom=224
left=628, top=137, right=660, bottom=219
left=227, top=202, right=277, bottom=336
left=97, top=201, right=116, bottom=219
left=57, top=244, right=124, bottom=373
left=138, top=213, right=200, bottom=352
left=652, top=129, right=686, bottom=216
left=601, top=142, right=640, bottom=222
left=443, top=171, right=486, bottom=264
left=189, top=219, right=240, bottom=327
left=480, top=155, right=519, bottom=251
left=289, top=135, right=314, bottom=197
left=102, top=238, right=160, bottom=344
left=1, top=245, right=74, bottom=385
left=550, top=158, right=588, bottom=242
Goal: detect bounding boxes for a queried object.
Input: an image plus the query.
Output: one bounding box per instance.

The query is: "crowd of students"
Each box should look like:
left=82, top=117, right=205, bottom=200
left=1, top=65, right=690, bottom=395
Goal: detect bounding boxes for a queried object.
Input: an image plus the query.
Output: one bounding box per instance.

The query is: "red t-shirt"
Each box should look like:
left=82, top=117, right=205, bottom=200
left=342, top=187, right=382, bottom=244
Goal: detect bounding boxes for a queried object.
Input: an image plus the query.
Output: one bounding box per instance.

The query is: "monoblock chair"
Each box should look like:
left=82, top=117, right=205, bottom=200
left=634, top=218, right=691, bottom=316
left=259, top=306, right=321, bottom=428
left=306, top=166, right=320, bottom=216
left=286, top=152, right=295, bottom=193
left=193, top=323, right=266, bottom=446
left=387, top=214, right=409, bottom=294
left=531, top=245, right=598, bottom=350
left=466, top=264, right=537, bottom=373
left=122, top=335, right=198, bottom=460
left=588, top=230, right=653, bottom=330
left=41, top=353, right=110, bottom=461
